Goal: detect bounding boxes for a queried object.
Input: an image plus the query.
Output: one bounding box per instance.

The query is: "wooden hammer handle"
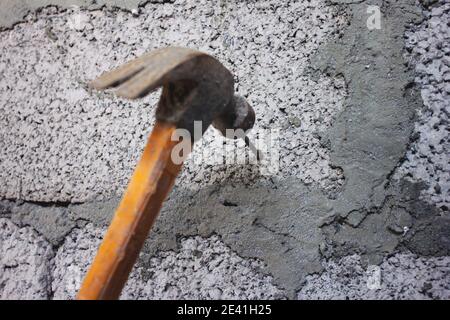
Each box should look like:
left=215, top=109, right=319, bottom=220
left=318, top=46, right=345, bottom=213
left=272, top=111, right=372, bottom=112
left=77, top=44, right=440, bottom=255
left=77, top=120, right=184, bottom=300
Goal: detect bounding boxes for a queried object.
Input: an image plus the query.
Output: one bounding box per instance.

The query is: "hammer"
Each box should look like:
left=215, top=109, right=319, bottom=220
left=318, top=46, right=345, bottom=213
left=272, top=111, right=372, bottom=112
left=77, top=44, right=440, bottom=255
left=77, top=47, right=258, bottom=300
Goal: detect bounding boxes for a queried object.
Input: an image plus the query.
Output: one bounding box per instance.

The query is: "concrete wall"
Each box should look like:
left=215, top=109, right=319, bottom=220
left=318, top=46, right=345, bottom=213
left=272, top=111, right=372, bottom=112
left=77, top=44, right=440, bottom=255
left=0, top=0, right=449, bottom=299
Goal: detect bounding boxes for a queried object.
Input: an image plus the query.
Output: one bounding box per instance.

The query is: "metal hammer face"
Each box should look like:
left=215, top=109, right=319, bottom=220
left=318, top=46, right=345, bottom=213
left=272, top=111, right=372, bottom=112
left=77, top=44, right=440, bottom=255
left=91, top=46, right=256, bottom=139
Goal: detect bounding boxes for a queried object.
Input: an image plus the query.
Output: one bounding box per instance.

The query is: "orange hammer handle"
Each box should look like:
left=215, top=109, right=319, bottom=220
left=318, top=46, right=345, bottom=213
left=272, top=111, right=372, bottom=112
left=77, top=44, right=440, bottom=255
left=77, top=120, right=184, bottom=300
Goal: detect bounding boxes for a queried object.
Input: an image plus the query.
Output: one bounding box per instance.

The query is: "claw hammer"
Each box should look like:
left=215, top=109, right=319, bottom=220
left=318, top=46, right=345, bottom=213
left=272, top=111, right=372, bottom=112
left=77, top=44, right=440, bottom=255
left=77, top=47, right=258, bottom=300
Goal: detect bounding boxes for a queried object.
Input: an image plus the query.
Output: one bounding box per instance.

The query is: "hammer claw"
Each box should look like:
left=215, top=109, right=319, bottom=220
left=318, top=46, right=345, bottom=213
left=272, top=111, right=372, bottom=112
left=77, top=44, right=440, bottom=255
left=115, top=60, right=180, bottom=99
left=91, top=47, right=203, bottom=95
left=90, top=59, right=147, bottom=90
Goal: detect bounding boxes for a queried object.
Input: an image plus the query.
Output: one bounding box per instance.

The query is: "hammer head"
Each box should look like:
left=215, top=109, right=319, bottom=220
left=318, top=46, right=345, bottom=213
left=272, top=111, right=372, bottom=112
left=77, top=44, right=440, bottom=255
left=91, top=47, right=255, bottom=140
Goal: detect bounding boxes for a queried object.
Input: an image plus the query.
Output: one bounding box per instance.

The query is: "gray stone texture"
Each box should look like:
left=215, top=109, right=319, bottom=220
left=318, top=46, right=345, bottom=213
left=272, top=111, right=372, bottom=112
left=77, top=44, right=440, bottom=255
left=0, top=0, right=346, bottom=203
left=396, top=0, right=450, bottom=210
left=0, top=218, right=53, bottom=300
left=0, top=0, right=449, bottom=300
left=52, top=224, right=285, bottom=300
left=298, top=253, right=450, bottom=300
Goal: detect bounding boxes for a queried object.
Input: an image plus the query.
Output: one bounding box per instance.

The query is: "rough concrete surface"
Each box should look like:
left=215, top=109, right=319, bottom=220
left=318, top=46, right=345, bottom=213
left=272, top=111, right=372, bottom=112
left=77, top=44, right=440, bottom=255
left=298, top=253, right=450, bottom=300
left=0, top=0, right=165, bottom=30
left=0, top=0, right=347, bottom=203
left=396, top=0, right=450, bottom=210
left=0, top=0, right=449, bottom=300
left=52, top=224, right=284, bottom=299
left=0, top=218, right=53, bottom=299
